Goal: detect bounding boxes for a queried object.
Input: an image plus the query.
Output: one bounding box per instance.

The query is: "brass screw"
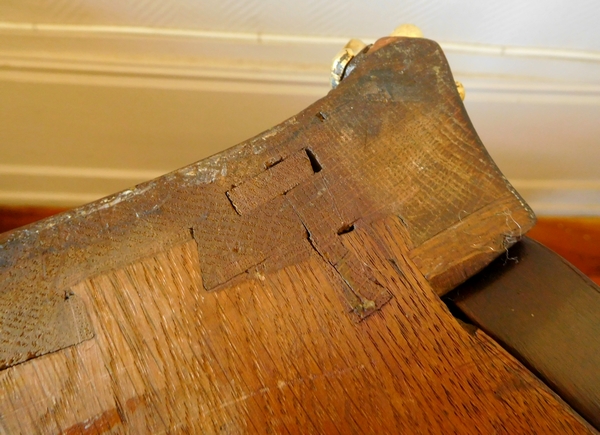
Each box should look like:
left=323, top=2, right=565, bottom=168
left=390, top=24, right=424, bottom=38
left=331, top=24, right=466, bottom=101
left=331, top=38, right=367, bottom=89
left=455, top=80, right=466, bottom=101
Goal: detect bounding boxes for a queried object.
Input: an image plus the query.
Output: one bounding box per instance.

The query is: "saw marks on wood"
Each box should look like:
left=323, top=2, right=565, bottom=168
left=226, top=148, right=319, bottom=215
left=0, top=216, right=591, bottom=433
left=0, top=287, right=94, bottom=370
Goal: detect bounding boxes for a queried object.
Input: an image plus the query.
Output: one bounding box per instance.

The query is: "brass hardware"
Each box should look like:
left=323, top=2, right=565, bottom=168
left=331, top=38, right=367, bottom=89
left=456, top=81, right=466, bottom=101
left=390, top=24, right=424, bottom=38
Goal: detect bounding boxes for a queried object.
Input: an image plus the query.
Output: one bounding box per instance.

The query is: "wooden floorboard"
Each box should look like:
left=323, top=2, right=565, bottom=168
left=0, top=205, right=68, bottom=234
left=1, top=205, right=599, bottom=284
left=528, top=217, right=600, bottom=285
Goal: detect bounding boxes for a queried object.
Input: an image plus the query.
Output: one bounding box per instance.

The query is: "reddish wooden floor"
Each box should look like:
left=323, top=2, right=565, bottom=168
left=1, top=205, right=599, bottom=285
left=0, top=205, right=68, bottom=234
left=528, top=217, right=600, bottom=285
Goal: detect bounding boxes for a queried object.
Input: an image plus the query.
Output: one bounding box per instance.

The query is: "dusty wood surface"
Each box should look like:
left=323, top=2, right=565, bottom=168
left=0, top=36, right=575, bottom=432
left=451, top=236, right=600, bottom=430
left=1, top=217, right=593, bottom=433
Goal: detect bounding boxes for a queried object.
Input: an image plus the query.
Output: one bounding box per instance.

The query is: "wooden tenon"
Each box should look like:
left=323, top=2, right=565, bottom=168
left=0, top=35, right=595, bottom=433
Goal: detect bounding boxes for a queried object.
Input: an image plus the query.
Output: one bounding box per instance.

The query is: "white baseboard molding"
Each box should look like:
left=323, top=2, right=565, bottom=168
left=2, top=22, right=600, bottom=98
left=0, top=191, right=103, bottom=206
left=512, top=180, right=600, bottom=216
left=1, top=23, right=599, bottom=215
left=0, top=165, right=161, bottom=207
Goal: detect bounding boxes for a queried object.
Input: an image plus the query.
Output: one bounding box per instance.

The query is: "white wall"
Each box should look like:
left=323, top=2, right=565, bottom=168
left=1, top=1, right=599, bottom=214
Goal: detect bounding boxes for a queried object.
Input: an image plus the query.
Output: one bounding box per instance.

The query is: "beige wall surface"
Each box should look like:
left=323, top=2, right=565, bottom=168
left=1, top=1, right=599, bottom=214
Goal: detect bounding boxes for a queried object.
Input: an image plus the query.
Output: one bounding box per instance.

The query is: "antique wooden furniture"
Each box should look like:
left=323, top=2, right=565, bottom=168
left=0, top=32, right=598, bottom=433
left=451, top=237, right=600, bottom=429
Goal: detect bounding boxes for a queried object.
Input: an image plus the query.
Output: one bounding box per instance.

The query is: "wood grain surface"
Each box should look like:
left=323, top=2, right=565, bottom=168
left=1, top=217, right=593, bottom=433
left=3, top=207, right=598, bottom=286
left=0, top=36, right=570, bottom=433
left=0, top=36, right=534, bottom=370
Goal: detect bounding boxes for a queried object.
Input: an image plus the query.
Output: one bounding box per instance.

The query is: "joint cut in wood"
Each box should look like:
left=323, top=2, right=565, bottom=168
left=226, top=148, right=320, bottom=216
left=0, top=35, right=572, bottom=434
left=0, top=291, right=94, bottom=370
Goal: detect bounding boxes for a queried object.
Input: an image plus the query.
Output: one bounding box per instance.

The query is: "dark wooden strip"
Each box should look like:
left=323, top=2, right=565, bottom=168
left=0, top=210, right=95, bottom=370
left=2, top=205, right=597, bottom=289
left=0, top=292, right=94, bottom=369
left=450, top=237, right=600, bottom=430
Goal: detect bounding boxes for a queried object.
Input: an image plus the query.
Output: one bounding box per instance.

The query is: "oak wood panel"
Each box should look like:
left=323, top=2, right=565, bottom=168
left=409, top=193, right=529, bottom=294
left=0, top=217, right=593, bottom=433
left=1, top=35, right=577, bottom=432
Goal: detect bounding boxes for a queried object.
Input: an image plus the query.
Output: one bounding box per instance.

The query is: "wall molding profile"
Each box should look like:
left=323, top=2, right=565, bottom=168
left=1, top=22, right=599, bottom=215
left=3, top=22, right=600, bottom=92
